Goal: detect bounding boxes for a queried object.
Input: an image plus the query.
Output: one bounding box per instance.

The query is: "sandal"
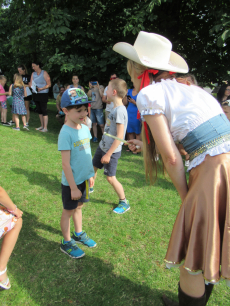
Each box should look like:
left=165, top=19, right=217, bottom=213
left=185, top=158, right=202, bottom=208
left=126, top=149, right=131, bottom=152
left=35, top=127, right=43, bottom=130
left=39, top=129, right=48, bottom=133
left=0, top=267, right=11, bottom=290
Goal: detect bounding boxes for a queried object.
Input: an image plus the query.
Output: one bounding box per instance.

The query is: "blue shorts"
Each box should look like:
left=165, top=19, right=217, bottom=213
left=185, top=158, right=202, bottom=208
left=93, top=146, right=121, bottom=177
left=90, top=109, right=104, bottom=125
left=61, top=181, right=89, bottom=210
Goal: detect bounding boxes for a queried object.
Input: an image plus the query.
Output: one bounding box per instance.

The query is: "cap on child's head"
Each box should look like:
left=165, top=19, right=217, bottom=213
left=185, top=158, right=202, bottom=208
left=61, top=88, right=90, bottom=108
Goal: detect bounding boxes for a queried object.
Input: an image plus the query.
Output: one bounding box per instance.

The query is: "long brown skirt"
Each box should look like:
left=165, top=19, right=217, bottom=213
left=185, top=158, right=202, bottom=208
left=164, top=153, right=230, bottom=284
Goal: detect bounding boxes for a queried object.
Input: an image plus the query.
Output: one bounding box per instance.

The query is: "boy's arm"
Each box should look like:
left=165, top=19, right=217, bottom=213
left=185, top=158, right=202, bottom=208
left=61, top=151, right=82, bottom=200
left=101, top=123, right=124, bottom=164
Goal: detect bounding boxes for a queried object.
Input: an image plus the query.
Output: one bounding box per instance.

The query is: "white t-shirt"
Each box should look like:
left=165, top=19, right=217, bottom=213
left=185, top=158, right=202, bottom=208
left=103, top=86, right=114, bottom=112
left=137, top=79, right=230, bottom=170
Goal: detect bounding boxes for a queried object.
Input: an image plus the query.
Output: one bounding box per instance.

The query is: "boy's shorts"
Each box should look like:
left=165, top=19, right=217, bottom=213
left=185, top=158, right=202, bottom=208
left=90, top=109, right=104, bottom=125
left=93, top=146, right=121, bottom=177
left=61, top=181, right=89, bottom=210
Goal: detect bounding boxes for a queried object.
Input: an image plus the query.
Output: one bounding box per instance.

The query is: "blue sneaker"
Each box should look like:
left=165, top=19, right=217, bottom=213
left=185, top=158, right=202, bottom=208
left=60, top=238, right=85, bottom=258
left=89, top=187, right=94, bottom=193
left=72, top=231, right=97, bottom=248
left=113, top=200, right=130, bottom=214
left=92, top=137, right=98, bottom=142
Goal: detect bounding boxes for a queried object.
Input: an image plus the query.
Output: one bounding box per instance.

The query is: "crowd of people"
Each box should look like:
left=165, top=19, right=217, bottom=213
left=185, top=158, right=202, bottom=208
left=0, top=31, right=230, bottom=306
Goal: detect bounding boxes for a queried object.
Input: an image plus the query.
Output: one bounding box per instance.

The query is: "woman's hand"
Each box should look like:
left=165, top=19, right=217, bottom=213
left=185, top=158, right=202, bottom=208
left=14, top=208, right=23, bottom=219
left=127, top=139, right=143, bottom=153
left=129, top=97, right=136, bottom=105
left=89, top=82, right=93, bottom=89
left=37, top=87, right=43, bottom=92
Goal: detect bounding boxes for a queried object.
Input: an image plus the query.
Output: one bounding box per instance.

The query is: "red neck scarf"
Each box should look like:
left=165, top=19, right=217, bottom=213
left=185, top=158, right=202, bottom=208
left=137, top=69, right=175, bottom=144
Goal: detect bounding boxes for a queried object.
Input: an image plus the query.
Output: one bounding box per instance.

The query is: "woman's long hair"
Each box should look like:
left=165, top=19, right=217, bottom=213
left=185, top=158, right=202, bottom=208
left=217, top=84, right=229, bottom=103
left=18, top=64, right=28, bottom=74
left=127, top=59, right=173, bottom=183
left=14, top=73, right=24, bottom=88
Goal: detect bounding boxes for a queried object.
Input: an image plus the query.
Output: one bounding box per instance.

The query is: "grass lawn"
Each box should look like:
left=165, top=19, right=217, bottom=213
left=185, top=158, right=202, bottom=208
left=0, top=100, right=229, bottom=305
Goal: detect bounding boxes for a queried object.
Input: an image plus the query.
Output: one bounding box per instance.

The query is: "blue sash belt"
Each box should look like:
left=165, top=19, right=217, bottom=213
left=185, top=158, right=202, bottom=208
left=180, top=114, right=230, bottom=161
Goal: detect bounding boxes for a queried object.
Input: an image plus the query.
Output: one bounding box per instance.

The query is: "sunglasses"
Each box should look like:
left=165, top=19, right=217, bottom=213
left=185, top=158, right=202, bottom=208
left=110, top=77, right=117, bottom=80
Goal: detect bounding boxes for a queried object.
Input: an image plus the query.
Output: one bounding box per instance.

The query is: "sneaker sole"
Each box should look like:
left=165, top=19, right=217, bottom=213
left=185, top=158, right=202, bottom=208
left=89, top=190, right=94, bottom=193
left=113, top=206, right=130, bottom=214
left=75, top=241, right=97, bottom=248
left=60, top=247, right=85, bottom=258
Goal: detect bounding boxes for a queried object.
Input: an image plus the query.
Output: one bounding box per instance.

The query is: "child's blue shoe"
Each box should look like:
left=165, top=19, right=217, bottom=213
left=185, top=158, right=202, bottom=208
left=72, top=231, right=97, bottom=248
left=60, top=238, right=85, bottom=258
left=113, top=200, right=130, bottom=214
left=92, top=137, right=98, bottom=142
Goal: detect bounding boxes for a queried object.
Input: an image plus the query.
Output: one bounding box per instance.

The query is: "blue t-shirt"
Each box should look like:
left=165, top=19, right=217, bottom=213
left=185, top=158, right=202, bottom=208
left=58, top=124, right=94, bottom=186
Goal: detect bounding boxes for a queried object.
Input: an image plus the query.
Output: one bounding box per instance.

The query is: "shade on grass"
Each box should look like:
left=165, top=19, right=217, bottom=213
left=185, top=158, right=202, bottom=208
left=0, top=100, right=228, bottom=305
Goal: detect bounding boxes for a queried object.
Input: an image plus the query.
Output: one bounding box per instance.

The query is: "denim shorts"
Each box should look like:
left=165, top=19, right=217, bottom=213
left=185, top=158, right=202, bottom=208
left=61, top=181, right=89, bottom=210
left=90, top=109, right=104, bottom=125
left=93, top=146, right=121, bottom=177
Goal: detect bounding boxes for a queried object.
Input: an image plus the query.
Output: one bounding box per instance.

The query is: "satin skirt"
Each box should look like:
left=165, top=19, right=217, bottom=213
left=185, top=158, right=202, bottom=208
left=164, top=153, right=230, bottom=285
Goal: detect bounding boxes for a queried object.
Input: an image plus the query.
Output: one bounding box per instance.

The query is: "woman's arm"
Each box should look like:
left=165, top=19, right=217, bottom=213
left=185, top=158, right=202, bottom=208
left=144, top=114, right=188, bottom=202
left=24, top=86, right=27, bottom=97
left=9, top=85, right=12, bottom=96
left=28, top=73, right=33, bottom=88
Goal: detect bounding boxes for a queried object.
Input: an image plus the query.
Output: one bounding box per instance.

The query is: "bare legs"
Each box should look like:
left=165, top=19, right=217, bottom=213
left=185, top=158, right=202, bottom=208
left=92, top=123, right=97, bottom=138
left=24, top=100, right=30, bottom=124
left=93, top=167, right=125, bottom=199
left=1, top=108, right=7, bottom=123
left=38, top=114, right=48, bottom=130
left=14, top=115, right=26, bottom=128
left=0, top=218, right=22, bottom=283
left=60, top=204, right=83, bottom=241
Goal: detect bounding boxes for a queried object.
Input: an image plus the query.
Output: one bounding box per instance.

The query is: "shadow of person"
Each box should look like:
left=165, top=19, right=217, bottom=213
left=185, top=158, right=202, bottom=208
left=0, top=211, right=178, bottom=306
left=11, top=168, right=60, bottom=194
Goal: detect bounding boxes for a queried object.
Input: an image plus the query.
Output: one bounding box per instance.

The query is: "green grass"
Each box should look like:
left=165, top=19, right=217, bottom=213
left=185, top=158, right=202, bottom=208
left=0, top=100, right=229, bottom=305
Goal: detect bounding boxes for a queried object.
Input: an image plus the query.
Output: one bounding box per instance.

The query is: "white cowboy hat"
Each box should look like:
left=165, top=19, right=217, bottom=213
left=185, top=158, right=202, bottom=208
left=113, top=31, right=189, bottom=73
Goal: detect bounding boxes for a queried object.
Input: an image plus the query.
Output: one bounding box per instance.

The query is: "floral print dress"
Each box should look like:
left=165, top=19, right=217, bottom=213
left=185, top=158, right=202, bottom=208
left=11, top=85, right=27, bottom=115
left=0, top=206, right=17, bottom=239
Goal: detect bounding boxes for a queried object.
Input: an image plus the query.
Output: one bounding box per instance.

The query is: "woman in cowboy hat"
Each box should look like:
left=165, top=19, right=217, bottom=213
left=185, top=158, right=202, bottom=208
left=113, top=31, right=230, bottom=305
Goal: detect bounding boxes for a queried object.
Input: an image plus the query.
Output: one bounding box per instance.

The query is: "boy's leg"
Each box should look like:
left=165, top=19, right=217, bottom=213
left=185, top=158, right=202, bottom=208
left=106, top=176, right=125, bottom=199
left=71, top=185, right=97, bottom=248
left=72, top=203, right=83, bottom=234
left=60, top=208, right=73, bottom=241
left=60, top=185, right=85, bottom=258
left=103, top=151, right=130, bottom=214
left=92, top=123, right=97, bottom=139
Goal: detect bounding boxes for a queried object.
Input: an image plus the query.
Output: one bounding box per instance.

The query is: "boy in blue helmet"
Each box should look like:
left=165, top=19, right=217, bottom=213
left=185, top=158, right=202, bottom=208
left=58, top=88, right=96, bottom=259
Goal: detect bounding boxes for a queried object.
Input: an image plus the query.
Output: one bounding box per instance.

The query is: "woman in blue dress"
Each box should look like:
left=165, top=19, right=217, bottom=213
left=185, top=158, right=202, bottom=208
left=126, top=86, right=141, bottom=151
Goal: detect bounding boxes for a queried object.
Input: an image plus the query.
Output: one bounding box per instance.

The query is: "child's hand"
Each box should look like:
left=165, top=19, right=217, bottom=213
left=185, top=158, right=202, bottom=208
left=71, top=188, right=82, bottom=200
left=89, top=177, right=94, bottom=187
left=127, top=139, right=143, bottom=153
left=101, top=153, right=111, bottom=164
left=14, top=208, right=23, bottom=219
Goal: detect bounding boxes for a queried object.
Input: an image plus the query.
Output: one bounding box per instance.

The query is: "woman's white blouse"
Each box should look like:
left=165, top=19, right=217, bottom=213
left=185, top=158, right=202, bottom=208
left=137, top=79, right=230, bottom=171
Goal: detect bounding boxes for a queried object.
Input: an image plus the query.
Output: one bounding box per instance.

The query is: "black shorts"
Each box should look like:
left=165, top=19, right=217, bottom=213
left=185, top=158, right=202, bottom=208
left=93, top=146, right=121, bottom=177
left=24, top=95, right=32, bottom=101
left=61, top=181, right=89, bottom=210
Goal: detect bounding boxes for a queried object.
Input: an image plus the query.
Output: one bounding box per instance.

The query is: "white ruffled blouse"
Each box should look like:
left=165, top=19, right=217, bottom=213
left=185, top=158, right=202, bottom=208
left=137, top=79, right=230, bottom=171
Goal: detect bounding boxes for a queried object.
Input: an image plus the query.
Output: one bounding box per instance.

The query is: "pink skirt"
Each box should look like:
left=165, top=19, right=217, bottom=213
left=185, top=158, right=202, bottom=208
left=164, top=153, right=230, bottom=286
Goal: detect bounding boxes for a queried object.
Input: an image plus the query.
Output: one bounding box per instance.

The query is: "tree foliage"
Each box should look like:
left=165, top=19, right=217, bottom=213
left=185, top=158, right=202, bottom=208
left=0, top=0, right=230, bottom=87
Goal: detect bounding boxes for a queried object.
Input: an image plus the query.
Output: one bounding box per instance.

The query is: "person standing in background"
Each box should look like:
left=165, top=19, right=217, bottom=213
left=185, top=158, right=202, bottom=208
left=18, top=64, right=32, bottom=127
left=102, top=73, right=118, bottom=121
left=29, top=61, right=51, bottom=132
